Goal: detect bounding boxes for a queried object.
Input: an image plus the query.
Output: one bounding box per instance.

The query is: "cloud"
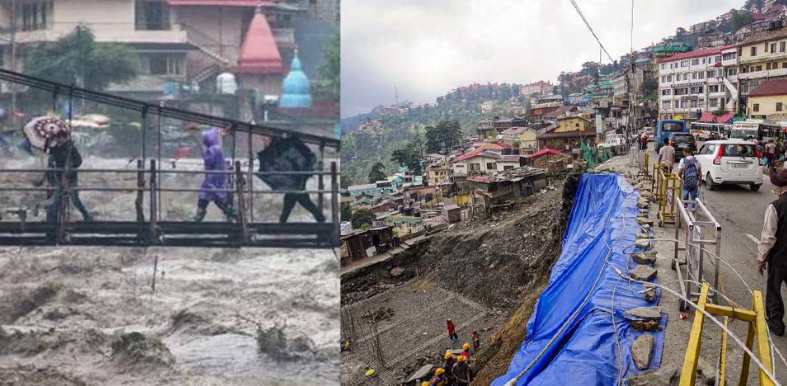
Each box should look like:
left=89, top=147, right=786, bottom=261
left=341, top=0, right=741, bottom=117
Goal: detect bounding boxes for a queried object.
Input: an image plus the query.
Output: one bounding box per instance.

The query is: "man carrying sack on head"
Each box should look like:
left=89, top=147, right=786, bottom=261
left=757, top=168, right=787, bottom=336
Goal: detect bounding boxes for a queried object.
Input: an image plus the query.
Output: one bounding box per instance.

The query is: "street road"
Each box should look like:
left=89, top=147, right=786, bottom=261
left=646, top=142, right=787, bottom=381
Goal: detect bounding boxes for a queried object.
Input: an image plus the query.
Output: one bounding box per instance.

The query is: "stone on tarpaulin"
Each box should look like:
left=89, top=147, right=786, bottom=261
left=635, top=239, right=652, bottom=250
left=637, top=233, right=653, bottom=240
left=632, top=334, right=654, bottom=370
left=632, top=251, right=658, bottom=265
left=642, top=283, right=656, bottom=302
left=626, top=306, right=662, bottom=320
left=637, top=217, right=654, bottom=225
left=629, top=265, right=657, bottom=281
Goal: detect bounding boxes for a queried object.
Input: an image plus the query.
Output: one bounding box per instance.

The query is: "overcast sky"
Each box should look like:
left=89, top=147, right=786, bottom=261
left=341, top=0, right=741, bottom=117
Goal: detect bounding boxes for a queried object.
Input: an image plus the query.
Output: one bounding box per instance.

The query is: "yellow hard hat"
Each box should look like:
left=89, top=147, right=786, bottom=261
left=435, top=368, right=445, bottom=376
left=463, top=343, right=470, bottom=350
left=422, top=382, right=430, bottom=386
left=444, top=351, right=453, bottom=359
left=457, top=355, right=467, bottom=363
left=365, top=368, right=375, bottom=377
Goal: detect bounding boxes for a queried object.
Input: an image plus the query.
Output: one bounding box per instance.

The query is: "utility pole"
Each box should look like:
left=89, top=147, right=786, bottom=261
left=394, top=86, right=398, bottom=105
left=10, top=0, right=17, bottom=124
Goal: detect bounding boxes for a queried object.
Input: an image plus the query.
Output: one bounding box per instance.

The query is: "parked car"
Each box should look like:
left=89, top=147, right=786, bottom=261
left=694, top=139, right=763, bottom=191
left=669, top=133, right=697, bottom=159
left=598, top=134, right=626, bottom=150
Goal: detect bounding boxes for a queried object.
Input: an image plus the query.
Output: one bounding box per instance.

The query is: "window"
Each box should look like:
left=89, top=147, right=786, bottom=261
left=715, top=56, right=722, bottom=63
left=692, top=58, right=700, bottom=65
left=667, top=75, right=673, bottom=82
left=698, top=71, right=705, bottom=79
left=503, top=166, right=514, bottom=171
left=723, top=52, right=737, bottom=60
left=779, top=103, right=784, bottom=112
left=661, top=89, right=672, bottom=96
left=661, top=63, right=666, bottom=70
left=754, top=103, right=760, bottom=112
left=708, top=85, right=720, bottom=93
left=662, top=100, right=671, bottom=109
left=728, top=68, right=738, bottom=76
left=707, top=70, right=715, bottom=78
left=766, top=42, right=770, bottom=53
left=690, top=86, right=703, bottom=94
left=756, top=65, right=763, bottom=71
left=691, top=99, right=698, bottom=108
left=21, top=1, right=51, bottom=31
left=772, top=43, right=777, bottom=53
left=140, top=53, right=183, bottom=76
left=684, top=74, right=689, bottom=81
left=486, top=162, right=497, bottom=170
left=692, top=72, right=698, bottom=80
left=681, top=60, right=688, bottom=67
left=781, top=42, right=786, bottom=52
left=768, top=62, right=772, bottom=70
left=752, top=47, right=758, bottom=56
left=135, top=0, right=171, bottom=31
left=709, top=98, right=719, bottom=107
left=675, top=88, right=688, bottom=96
left=661, top=76, right=666, bottom=82
left=469, top=163, right=481, bottom=171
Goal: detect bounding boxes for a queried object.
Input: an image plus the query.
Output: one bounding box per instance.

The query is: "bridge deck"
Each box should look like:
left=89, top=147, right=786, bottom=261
left=0, top=221, right=335, bottom=248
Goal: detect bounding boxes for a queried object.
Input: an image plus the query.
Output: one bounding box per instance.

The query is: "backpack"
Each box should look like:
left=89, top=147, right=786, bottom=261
left=683, top=157, right=699, bottom=189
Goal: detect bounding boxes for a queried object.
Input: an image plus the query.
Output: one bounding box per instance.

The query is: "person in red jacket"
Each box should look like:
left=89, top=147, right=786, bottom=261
left=446, top=319, right=458, bottom=341
left=472, top=330, right=480, bottom=351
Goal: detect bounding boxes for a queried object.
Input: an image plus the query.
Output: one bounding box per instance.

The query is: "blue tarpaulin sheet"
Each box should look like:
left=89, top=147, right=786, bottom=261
left=493, top=174, right=666, bottom=386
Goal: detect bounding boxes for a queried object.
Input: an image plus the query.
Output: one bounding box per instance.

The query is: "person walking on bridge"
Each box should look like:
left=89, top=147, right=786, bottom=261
left=193, top=127, right=237, bottom=222
left=46, top=130, right=93, bottom=222
left=757, top=168, right=787, bottom=336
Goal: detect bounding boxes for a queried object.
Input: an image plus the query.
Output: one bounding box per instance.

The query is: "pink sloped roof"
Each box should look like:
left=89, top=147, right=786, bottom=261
left=236, top=12, right=284, bottom=74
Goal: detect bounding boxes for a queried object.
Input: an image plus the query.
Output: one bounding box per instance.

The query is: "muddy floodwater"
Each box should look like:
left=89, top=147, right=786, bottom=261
left=0, top=156, right=340, bottom=385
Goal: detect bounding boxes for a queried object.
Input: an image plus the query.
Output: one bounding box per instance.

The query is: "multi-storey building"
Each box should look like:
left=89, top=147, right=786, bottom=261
left=737, top=27, right=787, bottom=103
left=0, top=0, right=337, bottom=119
left=520, top=81, right=552, bottom=97
left=657, top=45, right=738, bottom=121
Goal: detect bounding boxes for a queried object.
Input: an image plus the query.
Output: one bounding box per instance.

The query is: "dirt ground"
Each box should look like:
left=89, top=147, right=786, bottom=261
left=0, top=156, right=340, bottom=386
left=340, top=173, right=580, bottom=385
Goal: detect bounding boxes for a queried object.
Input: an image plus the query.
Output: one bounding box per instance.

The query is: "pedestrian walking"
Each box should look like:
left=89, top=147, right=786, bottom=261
left=430, top=368, right=448, bottom=386
left=640, top=131, right=649, bottom=151
left=657, top=138, right=675, bottom=170
left=472, top=330, right=480, bottom=351
left=446, top=319, right=458, bottom=341
left=757, top=168, right=787, bottom=336
left=678, top=147, right=702, bottom=210
left=46, top=130, right=93, bottom=222
left=452, top=355, right=473, bottom=386
left=193, top=127, right=237, bottom=222
left=766, top=139, right=777, bottom=168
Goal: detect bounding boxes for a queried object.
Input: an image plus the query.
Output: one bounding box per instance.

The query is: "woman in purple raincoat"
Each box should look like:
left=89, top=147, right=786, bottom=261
left=194, top=128, right=236, bottom=222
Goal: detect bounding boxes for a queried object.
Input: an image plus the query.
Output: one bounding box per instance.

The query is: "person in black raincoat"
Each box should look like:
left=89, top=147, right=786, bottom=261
left=256, top=135, right=325, bottom=223
left=45, top=132, right=92, bottom=222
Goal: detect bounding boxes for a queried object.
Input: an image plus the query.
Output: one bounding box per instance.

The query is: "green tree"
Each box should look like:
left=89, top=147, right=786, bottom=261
left=318, top=31, right=340, bottom=102
left=425, top=120, right=462, bottom=153
left=23, top=26, right=138, bottom=91
left=390, top=144, right=422, bottom=175
left=351, top=209, right=376, bottom=228
left=368, top=162, right=387, bottom=183
left=731, top=10, right=755, bottom=31
left=340, top=203, right=352, bottom=222
left=641, top=74, right=659, bottom=102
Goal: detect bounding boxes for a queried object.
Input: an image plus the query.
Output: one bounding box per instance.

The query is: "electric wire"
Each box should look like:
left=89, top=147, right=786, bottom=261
left=566, top=0, right=615, bottom=63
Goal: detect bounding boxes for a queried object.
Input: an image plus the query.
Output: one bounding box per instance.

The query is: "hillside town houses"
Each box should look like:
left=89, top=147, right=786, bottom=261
left=341, top=2, right=787, bottom=267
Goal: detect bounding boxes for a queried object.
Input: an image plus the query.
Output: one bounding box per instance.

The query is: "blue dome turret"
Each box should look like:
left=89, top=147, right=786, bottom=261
left=279, top=50, right=312, bottom=109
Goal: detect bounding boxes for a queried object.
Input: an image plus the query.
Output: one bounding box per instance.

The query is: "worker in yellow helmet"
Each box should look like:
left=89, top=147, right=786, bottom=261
left=452, top=355, right=472, bottom=385
left=422, top=382, right=430, bottom=386
left=430, top=367, right=448, bottom=386
left=443, top=351, right=456, bottom=385
left=461, top=342, right=471, bottom=361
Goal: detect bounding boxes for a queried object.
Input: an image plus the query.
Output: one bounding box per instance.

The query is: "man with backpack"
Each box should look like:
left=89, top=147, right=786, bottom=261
left=678, top=147, right=702, bottom=210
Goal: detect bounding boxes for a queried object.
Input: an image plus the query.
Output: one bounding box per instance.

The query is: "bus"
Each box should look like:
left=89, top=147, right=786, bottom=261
left=656, top=120, right=687, bottom=151
left=689, top=122, right=730, bottom=140
left=729, top=121, right=760, bottom=140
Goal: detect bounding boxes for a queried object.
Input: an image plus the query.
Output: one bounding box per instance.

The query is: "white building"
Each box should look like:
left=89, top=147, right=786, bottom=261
left=657, top=45, right=738, bottom=121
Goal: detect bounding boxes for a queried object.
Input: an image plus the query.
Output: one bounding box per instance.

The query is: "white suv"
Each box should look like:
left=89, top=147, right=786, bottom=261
left=694, top=140, right=763, bottom=191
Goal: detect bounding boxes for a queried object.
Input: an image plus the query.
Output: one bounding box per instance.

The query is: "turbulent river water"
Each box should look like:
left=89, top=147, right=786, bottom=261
left=0, top=156, right=340, bottom=386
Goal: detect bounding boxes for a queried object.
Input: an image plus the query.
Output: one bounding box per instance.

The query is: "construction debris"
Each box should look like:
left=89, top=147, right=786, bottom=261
left=631, top=319, right=661, bottom=331
left=635, top=239, right=652, bottom=250
left=642, top=283, right=657, bottom=302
